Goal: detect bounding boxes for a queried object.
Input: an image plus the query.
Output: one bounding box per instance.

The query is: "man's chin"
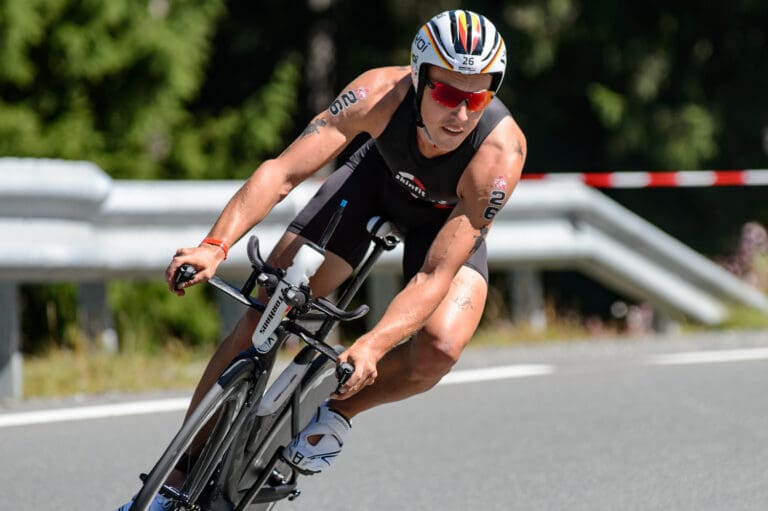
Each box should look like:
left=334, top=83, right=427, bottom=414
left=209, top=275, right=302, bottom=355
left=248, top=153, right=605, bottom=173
left=435, top=138, right=463, bottom=152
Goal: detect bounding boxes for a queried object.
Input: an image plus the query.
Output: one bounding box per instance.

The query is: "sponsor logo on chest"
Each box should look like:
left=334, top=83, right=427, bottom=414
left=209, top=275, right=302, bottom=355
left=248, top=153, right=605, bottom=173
left=394, top=171, right=427, bottom=199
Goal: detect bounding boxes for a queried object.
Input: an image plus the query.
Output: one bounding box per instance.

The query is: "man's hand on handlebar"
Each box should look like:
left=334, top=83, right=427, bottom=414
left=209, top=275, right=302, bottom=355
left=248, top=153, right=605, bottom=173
left=165, top=245, right=226, bottom=296
left=333, top=342, right=380, bottom=400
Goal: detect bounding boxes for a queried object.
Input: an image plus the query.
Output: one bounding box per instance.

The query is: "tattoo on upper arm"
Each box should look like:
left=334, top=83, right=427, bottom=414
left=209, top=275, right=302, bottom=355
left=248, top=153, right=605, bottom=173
left=453, top=295, right=474, bottom=310
left=470, top=226, right=489, bottom=255
left=300, top=118, right=327, bottom=138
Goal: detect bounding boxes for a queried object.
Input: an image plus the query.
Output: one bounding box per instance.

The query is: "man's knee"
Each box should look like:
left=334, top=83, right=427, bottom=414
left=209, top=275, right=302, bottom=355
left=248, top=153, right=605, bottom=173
left=408, top=332, right=466, bottom=383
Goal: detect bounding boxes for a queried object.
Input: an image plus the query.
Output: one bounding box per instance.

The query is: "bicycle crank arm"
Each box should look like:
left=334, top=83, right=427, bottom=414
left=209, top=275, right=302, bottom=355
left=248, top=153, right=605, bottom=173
left=139, top=473, right=191, bottom=505
left=235, top=451, right=297, bottom=509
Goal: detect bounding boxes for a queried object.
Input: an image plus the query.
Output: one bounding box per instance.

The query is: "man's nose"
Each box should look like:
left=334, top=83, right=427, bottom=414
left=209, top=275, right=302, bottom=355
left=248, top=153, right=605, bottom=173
left=452, top=101, right=470, bottom=122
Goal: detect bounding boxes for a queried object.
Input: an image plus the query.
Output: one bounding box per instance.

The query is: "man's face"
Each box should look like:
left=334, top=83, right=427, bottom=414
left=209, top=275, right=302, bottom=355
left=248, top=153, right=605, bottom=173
left=418, top=66, right=493, bottom=155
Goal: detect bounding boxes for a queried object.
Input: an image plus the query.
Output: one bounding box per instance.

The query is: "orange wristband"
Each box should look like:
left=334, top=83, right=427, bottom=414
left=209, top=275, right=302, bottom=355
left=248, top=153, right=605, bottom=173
left=201, top=238, right=229, bottom=259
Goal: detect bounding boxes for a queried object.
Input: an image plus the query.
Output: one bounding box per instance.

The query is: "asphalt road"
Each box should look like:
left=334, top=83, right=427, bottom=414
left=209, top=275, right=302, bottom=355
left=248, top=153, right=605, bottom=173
left=2, top=331, right=768, bottom=511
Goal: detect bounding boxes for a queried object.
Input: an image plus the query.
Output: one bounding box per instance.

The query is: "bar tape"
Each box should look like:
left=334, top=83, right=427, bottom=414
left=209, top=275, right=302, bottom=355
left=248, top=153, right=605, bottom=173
left=521, top=169, right=768, bottom=188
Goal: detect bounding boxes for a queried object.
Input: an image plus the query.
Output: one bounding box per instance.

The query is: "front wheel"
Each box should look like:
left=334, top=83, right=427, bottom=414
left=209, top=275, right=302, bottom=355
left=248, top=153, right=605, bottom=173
left=129, top=357, right=261, bottom=511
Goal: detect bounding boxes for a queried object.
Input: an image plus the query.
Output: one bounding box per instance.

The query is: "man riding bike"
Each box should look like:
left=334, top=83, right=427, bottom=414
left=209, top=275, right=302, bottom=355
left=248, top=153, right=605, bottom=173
left=118, top=9, right=526, bottom=510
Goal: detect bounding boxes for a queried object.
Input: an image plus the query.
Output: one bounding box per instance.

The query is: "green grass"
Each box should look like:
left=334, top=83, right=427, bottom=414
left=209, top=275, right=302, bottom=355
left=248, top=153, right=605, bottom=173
left=23, top=342, right=212, bottom=399
left=720, top=303, right=768, bottom=330
left=20, top=322, right=591, bottom=399
left=21, top=307, right=768, bottom=400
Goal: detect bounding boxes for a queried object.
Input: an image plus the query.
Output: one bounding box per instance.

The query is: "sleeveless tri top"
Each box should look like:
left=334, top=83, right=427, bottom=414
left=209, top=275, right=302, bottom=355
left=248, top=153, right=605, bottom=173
left=373, top=87, right=511, bottom=207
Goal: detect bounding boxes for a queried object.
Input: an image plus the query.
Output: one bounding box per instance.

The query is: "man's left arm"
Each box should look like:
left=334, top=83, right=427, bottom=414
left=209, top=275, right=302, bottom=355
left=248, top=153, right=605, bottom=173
left=336, top=116, right=527, bottom=397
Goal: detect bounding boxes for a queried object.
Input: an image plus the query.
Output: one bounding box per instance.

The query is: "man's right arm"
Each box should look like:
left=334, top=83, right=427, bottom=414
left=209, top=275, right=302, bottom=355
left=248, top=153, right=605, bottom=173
left=165, top=66, right=408, bottom=293
left=164, top=114, right=353, bottom=293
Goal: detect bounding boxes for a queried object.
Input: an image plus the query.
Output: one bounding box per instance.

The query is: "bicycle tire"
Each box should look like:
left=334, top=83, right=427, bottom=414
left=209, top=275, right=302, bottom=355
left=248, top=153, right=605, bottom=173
left=129, top=357, right=261, bottom=511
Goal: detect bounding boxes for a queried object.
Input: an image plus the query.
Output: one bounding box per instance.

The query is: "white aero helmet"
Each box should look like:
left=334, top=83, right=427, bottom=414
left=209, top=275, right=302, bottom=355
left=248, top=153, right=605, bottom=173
left=410, top=10, right=507, bottom=117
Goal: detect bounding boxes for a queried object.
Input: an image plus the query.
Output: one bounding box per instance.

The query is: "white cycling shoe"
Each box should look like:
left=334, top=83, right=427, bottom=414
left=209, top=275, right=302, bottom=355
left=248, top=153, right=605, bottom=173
left=282, top=402, right=351, bottom=474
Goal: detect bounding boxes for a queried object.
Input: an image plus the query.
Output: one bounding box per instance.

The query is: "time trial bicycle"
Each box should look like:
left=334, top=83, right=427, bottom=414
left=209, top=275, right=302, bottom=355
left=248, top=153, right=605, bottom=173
left=126, top=202, right=401, bottom=511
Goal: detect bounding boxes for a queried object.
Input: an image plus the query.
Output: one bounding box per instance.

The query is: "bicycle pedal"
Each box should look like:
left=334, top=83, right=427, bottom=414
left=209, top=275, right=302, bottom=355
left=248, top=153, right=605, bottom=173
left=270, top=467, right=290, bottom=485
left=252, top=482, right=299, bottom=504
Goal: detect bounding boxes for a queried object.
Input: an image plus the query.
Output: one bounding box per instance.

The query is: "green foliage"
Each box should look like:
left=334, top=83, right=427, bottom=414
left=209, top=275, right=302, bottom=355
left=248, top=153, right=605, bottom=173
left=6, top=1, right=768, bottom=356
left=587, top=83, right=624, bottom=129
left=3, top=0, right=306, bottom=355
left=503, top=0, right=578, bottom=76
left=107, top=280, right=220, bottom=353
left=168, top=52, right=302, bottom=179
left=19, top=283, right=79, bottom=355
left=0, top=0, right=227, bottom=178
left=653, top=104, right=717, bottom=169
left=495, top=1, right=767, bottom=172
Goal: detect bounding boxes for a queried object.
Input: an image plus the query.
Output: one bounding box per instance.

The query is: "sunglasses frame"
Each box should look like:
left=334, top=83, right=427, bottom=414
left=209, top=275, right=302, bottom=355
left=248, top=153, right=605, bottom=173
left=425, top=78, right=494, bottom=112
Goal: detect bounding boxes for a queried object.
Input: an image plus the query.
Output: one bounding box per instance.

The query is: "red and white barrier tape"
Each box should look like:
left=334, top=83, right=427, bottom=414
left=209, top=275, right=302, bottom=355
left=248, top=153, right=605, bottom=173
left=522, top=169, right=768, bottom=188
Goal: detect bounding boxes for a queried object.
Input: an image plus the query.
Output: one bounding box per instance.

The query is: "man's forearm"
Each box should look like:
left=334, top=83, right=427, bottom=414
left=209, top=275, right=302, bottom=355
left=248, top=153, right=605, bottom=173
left=357, top=271, right=450, bottom=358
left=206, top=160, right=293, bottom=245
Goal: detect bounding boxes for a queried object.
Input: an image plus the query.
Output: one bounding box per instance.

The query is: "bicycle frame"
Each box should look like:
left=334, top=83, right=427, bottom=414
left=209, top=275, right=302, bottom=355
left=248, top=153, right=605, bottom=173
left=134, top=208, right=402, bottom=511
left=206, top=214, right=401, bottom=390
left=195, top=215, right=401, bottom=509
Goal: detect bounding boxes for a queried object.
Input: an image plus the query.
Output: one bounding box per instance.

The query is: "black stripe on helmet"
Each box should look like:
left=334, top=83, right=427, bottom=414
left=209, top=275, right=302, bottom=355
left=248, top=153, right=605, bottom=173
left=481, top=32, right=500, bottom=62
left=428, top=20, right=453, bottom=62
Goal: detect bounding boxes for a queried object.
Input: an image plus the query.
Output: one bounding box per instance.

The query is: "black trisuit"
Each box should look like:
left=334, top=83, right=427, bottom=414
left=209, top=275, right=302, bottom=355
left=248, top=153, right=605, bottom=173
left=287, top=88, right=511, bottom=282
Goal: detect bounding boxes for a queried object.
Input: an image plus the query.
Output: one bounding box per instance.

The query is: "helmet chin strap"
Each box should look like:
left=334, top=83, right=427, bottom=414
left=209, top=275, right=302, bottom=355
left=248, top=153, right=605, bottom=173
left=419, top=124, right=437, bottom=147
left=414, top=82, right=438, bottom=149
left=414, top=85, right=426, bottom=128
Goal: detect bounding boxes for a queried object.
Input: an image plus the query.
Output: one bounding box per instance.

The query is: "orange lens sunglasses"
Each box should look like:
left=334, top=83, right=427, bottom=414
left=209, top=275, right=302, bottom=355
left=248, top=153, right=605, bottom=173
left=426, top=78, right=494, bottom=112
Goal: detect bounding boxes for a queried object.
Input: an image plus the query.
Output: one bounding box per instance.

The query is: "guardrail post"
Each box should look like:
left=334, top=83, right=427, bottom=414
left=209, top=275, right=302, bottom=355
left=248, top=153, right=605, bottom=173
left=77, top=282, right=118, bottom=353
left=507, top=268, right=546, bottom=331
left=0, top=282, right=22, bottom=399
left=652, top=309, right=680, bottom=334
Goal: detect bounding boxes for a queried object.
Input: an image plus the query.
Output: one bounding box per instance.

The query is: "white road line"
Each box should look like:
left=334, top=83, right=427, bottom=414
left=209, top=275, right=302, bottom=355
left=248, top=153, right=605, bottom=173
left=0, top=397, right=189, bottom=429
left=647, top=347, right=768, bottom=366
left=5, top=346, right=767, bottom=429
left=0, top=364, right=554, bottom=429
left=438, top=364, right=555, bottom=385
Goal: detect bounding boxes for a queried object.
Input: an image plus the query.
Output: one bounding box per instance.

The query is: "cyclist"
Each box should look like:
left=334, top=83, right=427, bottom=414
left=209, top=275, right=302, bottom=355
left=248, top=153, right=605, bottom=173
left=119, top=8, right=525, bottom=510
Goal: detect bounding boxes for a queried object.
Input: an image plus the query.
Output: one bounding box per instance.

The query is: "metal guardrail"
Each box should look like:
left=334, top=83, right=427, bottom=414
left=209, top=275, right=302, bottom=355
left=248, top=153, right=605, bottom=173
left=1, top=158, right=767, bottom=398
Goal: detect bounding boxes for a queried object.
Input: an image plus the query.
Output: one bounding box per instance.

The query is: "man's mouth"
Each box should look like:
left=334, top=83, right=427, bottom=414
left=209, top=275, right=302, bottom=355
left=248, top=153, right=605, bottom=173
left=442, top=126, right=464, bottom=136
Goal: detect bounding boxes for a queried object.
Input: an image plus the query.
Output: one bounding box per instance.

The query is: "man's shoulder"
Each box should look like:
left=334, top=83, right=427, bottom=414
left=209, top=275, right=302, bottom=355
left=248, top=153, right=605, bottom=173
left=343, top=67, right=411, bottom=136
left=355, top=67, right=411, bottom=105
left=478, top=97, right=525, bottom=150
left=357, top=66, right=411, bottom=87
